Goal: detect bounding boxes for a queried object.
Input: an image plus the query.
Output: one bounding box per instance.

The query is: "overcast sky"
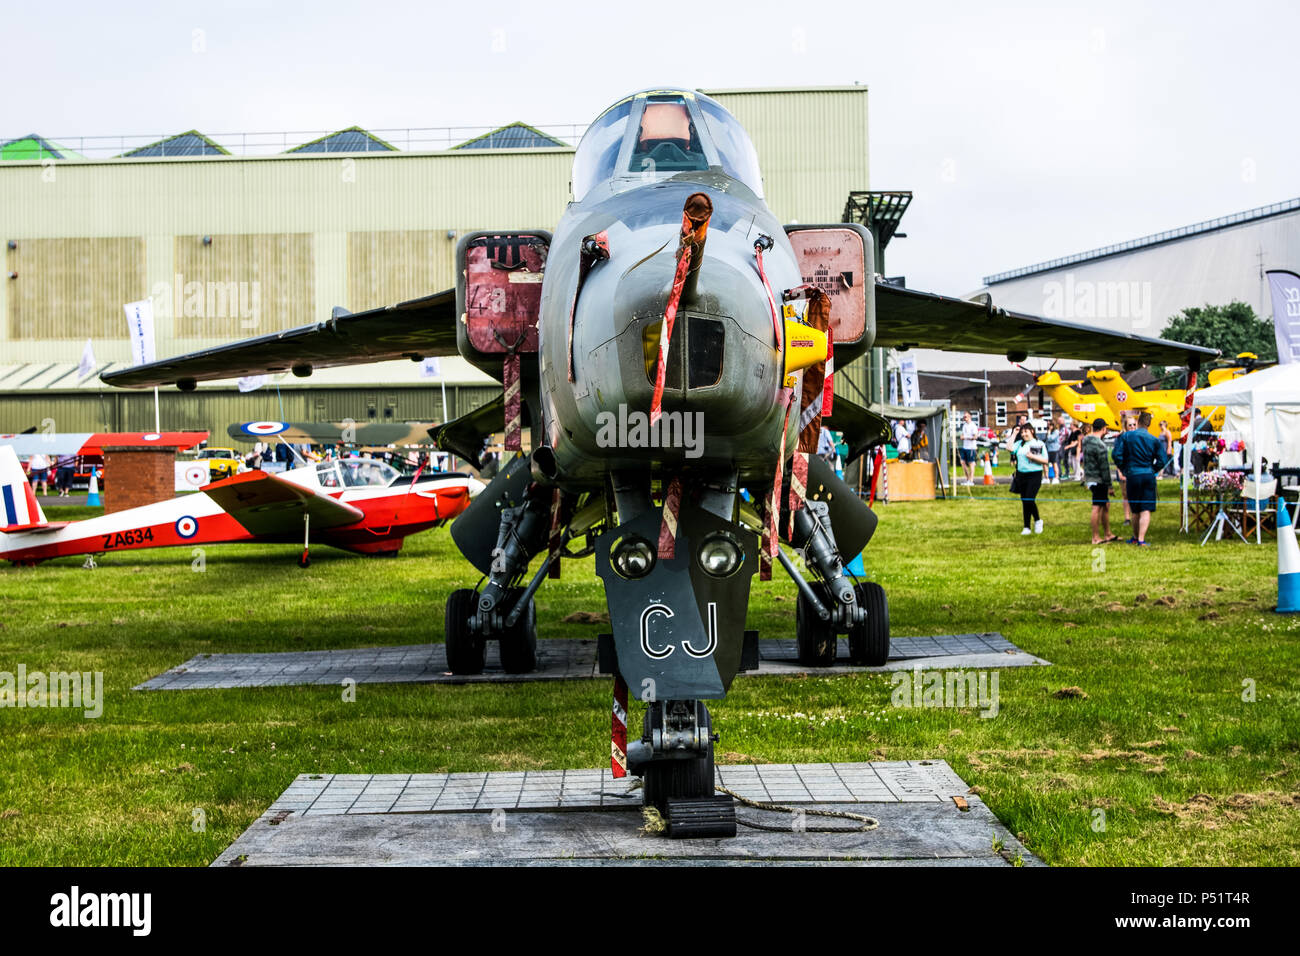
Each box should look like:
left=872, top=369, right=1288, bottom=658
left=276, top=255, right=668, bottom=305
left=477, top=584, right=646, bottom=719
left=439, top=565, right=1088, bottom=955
left=4, top=0, right=1297, bottom=295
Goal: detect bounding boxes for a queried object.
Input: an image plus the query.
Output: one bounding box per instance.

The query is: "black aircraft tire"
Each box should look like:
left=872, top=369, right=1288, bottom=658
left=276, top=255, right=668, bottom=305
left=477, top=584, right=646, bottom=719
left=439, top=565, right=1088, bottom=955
left=444, top=588, right=485, bottom=675
left=498, top=594, right=537, bottom=674
left=642, top=705, right=715, bottom=807
left=848, top=581, right=890, bottom=666
left=796, top=584, right=838, bottom=667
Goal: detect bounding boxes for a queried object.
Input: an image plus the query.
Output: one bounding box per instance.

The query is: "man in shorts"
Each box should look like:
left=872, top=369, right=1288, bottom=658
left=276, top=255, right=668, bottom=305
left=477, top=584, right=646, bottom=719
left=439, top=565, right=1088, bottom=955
left=958, top=411, right=979, bottom=485
left=1111, top=410, right=1170, bottom=546
left=1081, top=418, right=1116, bottom=544
left=1112, top=414, right=1140, bottom=526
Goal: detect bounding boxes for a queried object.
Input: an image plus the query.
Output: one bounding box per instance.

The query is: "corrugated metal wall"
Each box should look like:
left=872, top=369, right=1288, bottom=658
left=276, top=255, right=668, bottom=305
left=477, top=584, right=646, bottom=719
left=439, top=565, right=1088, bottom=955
left=348, top=230, right=459, bottom=312
left=172, top=232, right=315, bottom=336
left=6, top=237, right=144, bottom=339
left=0, top=385, right=500, bottom=438
left=0, top=148, right=574, bottom=363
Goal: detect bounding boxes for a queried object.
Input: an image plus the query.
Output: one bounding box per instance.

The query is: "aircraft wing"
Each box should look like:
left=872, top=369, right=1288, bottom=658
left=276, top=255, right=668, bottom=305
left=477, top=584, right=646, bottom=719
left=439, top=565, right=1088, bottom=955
left=227, top=422, right=435, bottom=446
left=101, top=290, right=457, bottom=389
left=873, top=283, right=1219, bottom=367
left=203, top=471, right=364, bottom=535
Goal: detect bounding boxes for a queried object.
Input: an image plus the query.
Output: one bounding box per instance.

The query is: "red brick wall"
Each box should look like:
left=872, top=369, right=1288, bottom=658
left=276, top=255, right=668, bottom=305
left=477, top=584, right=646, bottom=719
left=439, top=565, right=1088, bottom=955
left=102, top=447, right=175, bottom=514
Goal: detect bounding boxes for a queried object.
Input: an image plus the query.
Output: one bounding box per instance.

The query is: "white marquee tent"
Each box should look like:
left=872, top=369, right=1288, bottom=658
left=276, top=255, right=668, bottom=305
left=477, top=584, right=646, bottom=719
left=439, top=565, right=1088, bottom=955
left=1192, top=364, right=1300, bottom=542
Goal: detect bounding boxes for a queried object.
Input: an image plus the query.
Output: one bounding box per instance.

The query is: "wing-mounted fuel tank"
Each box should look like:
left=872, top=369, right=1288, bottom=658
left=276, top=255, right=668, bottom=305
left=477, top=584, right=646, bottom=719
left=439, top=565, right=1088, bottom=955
left=783, top=223, right=876, bottom=366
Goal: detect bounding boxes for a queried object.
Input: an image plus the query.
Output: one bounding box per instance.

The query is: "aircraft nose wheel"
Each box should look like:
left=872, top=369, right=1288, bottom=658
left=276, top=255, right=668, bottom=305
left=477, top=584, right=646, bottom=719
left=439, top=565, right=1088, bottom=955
left=640, top=703, right=735, bottom=838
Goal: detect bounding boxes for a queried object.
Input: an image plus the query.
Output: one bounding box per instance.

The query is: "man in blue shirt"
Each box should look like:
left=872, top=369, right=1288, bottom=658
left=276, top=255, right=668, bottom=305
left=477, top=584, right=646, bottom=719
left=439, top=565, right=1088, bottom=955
left=1111, top=410, right=1171, bottom=546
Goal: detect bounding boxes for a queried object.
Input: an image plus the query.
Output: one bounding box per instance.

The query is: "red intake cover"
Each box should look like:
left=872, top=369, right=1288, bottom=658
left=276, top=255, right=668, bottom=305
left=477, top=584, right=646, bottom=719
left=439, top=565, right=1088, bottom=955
left=464, top=235, right=548, bottom=355
left=787, top=227, right=867, bottom=345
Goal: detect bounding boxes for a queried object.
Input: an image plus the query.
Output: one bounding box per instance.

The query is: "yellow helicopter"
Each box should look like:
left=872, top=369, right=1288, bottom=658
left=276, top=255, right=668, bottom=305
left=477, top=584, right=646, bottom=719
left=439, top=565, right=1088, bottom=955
left=1032, top=354, right=1267, bottom=439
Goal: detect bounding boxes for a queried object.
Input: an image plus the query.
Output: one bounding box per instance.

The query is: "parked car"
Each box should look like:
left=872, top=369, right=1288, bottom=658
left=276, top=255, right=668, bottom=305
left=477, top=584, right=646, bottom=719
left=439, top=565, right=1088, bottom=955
left=187, top=446, right=240, bottom=481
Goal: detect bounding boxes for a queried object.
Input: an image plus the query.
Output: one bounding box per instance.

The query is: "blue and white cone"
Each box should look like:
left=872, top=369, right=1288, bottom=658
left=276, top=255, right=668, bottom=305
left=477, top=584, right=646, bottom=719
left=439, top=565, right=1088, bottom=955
left=1277, top=500, right=1300, bottom=614
left=86, top=467, right=102, bottom=508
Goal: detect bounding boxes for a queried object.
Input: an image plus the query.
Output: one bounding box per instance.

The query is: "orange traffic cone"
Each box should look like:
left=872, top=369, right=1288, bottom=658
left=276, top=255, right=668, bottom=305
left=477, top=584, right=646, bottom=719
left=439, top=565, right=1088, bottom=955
left=982, top=454, right=994, bottom=485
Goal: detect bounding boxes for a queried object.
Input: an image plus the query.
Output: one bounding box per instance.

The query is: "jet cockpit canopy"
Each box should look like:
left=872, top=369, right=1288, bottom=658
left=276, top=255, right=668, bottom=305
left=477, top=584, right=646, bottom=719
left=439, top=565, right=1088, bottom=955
left=572, top=89, right=764, bottom=202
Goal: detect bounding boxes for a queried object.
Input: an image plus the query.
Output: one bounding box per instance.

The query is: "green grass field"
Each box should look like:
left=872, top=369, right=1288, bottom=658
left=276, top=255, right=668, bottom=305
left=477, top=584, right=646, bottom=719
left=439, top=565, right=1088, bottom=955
left=2, top=481, right=1297, bottom=866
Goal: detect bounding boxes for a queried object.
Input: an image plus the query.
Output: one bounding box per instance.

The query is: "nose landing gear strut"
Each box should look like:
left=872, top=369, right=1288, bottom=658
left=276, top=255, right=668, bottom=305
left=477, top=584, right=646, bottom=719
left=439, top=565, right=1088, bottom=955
left=629, top=699, right=736, bottom=838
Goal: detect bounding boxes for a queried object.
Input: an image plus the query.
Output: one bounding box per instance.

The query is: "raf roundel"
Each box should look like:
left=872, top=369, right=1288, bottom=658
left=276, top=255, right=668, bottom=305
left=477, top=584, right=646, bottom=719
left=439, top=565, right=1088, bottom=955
left=242, top=421, right=290, bottom=436
left=175, top=515, right=199, bottom=539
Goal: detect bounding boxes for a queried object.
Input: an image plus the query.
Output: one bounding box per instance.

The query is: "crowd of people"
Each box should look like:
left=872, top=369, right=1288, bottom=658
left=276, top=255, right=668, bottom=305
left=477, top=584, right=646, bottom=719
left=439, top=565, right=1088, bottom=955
left=1006, top=410, right=1172, bottom=545
left=892, top=418, right=932, bottom=463
left=237, top=441, right=455, bottom=476
left=20, top=452, right=79, bottom=497
left=948, top=407, right=1183, bottom=545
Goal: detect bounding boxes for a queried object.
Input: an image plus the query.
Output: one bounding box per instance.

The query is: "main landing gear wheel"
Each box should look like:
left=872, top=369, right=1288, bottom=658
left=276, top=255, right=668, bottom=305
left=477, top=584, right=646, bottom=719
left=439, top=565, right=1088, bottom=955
left=848, top=581, right=890, bottom=666
left=796, top=582, right=838, bottom=667
left=642, top=704, right=715, bottom=807
left=497, top=588, right=537, bottom=674
left=444, top=588, right=485, bottom=675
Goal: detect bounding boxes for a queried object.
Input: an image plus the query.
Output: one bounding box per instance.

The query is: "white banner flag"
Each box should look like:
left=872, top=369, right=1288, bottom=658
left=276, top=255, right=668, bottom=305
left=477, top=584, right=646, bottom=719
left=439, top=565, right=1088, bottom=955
left=900, top=357, right=919, bottom=407
left=123, top=299, right=156, bottom=366
left=237, top=375, right=269, bottom=393
left=1267, top=270, right=1300, bottom=364
left=420, top=356, right=442, bottom=379
left=77, top=339, right=97, bottom=381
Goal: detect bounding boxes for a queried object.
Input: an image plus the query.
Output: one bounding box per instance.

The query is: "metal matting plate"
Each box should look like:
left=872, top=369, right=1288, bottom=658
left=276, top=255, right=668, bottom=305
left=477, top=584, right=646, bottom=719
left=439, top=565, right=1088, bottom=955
left=214, top=760, right=1042, bottom=866
left=136, top=633, right=1047, bottom=691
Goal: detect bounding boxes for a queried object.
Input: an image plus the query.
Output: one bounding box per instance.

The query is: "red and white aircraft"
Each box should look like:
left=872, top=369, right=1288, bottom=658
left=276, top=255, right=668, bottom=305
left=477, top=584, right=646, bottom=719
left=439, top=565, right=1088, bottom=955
left=0, top=445, right=483, bottom=566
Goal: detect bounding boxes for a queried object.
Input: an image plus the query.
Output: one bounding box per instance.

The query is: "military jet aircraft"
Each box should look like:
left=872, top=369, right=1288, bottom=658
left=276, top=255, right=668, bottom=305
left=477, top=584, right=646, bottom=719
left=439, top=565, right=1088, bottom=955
left=105, top=88, right=1216, bottom=836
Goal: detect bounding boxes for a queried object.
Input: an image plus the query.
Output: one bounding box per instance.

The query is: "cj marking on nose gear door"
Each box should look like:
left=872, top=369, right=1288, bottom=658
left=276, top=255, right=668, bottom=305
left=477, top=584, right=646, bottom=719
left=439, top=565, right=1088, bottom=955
left=641, top=602, right=718, bottom=659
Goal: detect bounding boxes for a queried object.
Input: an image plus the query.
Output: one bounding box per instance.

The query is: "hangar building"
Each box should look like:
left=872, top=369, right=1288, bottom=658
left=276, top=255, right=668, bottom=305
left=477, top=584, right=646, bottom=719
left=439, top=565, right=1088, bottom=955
left=0, top=87, right=872, bottom=440
left=908, top=195, right=1300, bottom=375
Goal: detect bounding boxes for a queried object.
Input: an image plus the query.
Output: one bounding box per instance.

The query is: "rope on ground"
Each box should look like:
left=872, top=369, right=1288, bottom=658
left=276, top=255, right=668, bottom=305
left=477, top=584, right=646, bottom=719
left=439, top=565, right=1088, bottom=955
left=714, top=785, right=879, bottom=833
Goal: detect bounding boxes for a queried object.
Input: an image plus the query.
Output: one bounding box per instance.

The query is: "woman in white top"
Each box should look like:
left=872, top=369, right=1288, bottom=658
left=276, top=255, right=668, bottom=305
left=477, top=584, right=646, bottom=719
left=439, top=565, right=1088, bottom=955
left=27, top=452, right=50, bottom=495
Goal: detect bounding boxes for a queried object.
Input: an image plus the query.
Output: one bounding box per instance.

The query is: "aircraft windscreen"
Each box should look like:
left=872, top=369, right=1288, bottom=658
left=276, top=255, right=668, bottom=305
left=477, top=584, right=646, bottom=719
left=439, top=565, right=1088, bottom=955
left=316, top=461, right=342, bottom=487
left=573, top=91, right=764, bottom=200
left=572, top=100, right=633, bottom=201
left=626, top=96, right=709, bottom=178
left=338, top=460, right=399, bottom=488
left=696, top=97, right=764, bottom=198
